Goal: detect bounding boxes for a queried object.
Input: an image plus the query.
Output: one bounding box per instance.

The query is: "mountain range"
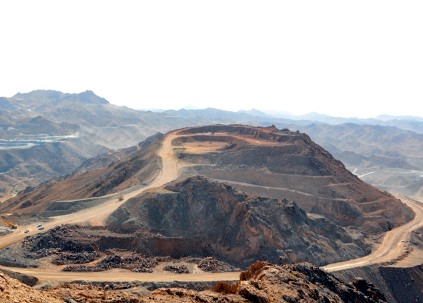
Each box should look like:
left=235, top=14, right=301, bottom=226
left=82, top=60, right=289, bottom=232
left=1, top=90, right=422, bottom=202
left=1, top=91, right=422, bottom=302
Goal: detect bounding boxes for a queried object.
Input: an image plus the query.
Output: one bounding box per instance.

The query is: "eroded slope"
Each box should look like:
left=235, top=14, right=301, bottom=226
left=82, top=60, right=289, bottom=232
left=0, top=262, right=387, bottom=303
left=0, top=133, right=163, bottom=215
left=146, top=261, right=386, bottom=303
left=172, top=125, right=413, bottom=233
left=108, top=176, right=369, bottom=267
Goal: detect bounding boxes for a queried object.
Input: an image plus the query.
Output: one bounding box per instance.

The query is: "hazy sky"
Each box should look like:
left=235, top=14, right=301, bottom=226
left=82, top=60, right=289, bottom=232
left=1, top=1, right=422, bottom=118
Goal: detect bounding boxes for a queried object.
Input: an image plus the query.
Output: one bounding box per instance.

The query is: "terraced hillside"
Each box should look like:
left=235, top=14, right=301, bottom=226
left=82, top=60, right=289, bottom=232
left=170, top=125, right=413, bottom=234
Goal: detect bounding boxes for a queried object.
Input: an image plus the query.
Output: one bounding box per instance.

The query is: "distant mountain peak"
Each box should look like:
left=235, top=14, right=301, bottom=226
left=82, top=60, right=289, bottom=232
left=76, top=90, right=109, bottom=105
left=12, top=90, right=109, bottom=105
left=238, top=108, right=270, bottom=117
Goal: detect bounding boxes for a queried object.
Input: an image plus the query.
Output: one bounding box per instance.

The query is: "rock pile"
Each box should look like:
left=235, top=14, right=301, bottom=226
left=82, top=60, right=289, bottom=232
left=23, top=225, right=98, bottom=260
left=187, top=257, right=239, bottom=272
left=53, top=251, right=98, bottom=265
left=163, top=264, right=189, bottom=274
left=63, top=254, right=158, bottom=272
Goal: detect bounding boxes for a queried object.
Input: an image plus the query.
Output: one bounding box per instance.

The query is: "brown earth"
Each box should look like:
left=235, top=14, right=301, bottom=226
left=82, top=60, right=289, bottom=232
left=334, top=263, right=423, bottom=303
left=141, top=262, right=387, bottom=303
left=0, top=133, right=163, bottom=216
left=0, top=271, right=63, bottom=303
left=2, top=125, right=412, bottom=235
left=1, top=195, right=422, bottom=286
left=0, top=124, right=420, bottom=292
left=107, top=176, right=369, bottom=267
left=323, top=196, right=423, bottom=272
left=0, top=262, right=387, bottom=303
left=171, top=125, right=413, bottom=234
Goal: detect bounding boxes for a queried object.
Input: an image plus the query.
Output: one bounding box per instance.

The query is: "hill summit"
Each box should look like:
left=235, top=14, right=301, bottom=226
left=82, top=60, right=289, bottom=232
left=4, top=124, right=412, bottom=235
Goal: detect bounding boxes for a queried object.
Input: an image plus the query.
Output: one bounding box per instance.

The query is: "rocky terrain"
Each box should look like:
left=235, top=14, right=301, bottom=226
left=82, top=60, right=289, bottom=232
left=292, top=123, right=423, bottom=201
left=4, top=124, right=413, bottom=233
left=0, top=90, right=266, bottom=195
left=0, top=133, right=163, bottom=215
left=0, top=272, right=62, bottom=303
left=0, top=125, right=414, bottom=270
left=0, top=224, right=238, bottom=274
left=0, top=124, right=420, bottom=302
left=0, top=262, right=387, bottom=303
left=0, top=90, right=423, bottom=200
left=171, top=125, right=413, bottom=234
left=2, top=90, right=423, bottom=202
left=107, top=176, right=369, bottom=267
left=146, top=262, right=387, bottom=303
left=334, top=263, right=423, bottom=303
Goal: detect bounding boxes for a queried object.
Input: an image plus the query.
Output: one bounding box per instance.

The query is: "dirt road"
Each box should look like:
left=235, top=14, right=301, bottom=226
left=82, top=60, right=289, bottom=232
left=3, top=193, right=421, bottom=282
left=323, top=196, right=423, bottom=272
left=0, top=131, right=181, bottom=249
left=0, top=265, right=240, bottom=283
left=1, top=130, right=423, bottom=282
left=0, top=131, right=241, bottom=282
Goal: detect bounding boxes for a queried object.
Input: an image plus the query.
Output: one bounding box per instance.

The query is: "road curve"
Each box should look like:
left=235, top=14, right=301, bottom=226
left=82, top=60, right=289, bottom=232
left=1, top=131, right=423, bottom=282
left=0, top=131, right=181, bottom=249
left=0, top=131, right=241, bottom=283
left=323, top=196, right=423, bottom=272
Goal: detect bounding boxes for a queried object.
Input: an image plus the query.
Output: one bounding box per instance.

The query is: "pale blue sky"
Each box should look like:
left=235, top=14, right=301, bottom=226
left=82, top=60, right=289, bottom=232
left=1, top=1, right=422, bottom=118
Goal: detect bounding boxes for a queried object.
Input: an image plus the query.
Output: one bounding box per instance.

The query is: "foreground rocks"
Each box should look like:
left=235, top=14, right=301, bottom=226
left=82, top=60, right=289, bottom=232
left=0, top=262, right=387, bottom=303
left=0, top=268, right=38, bottom=286
left=146, top=262, right=387, bottom=303
left=0, top=272, right=62, bottom=303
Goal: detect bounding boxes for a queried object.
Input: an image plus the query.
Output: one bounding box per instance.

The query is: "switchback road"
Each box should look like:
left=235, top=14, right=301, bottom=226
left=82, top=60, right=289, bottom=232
left=1, top=130, right=423, bottom=282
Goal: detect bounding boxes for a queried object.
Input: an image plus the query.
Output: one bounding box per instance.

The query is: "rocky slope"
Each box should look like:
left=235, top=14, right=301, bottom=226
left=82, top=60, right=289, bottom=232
left=173, top=125, right=413, bottom=234
left=107, top=176, right=369, bottom=267
left=335, top=263, right=423, bottom=303
left=3, top=90, right=423, bottom=202
left=0, top=90, right=259, bottom=195
left=0, top=133, right=163, bottom=215
left=144, top=262, right=387, bottom=303
left=0, top=271, right=63, bottom=303
left=294, top=123, right=423, bottom=201
left=0, top=140, right=107, bottom=196
left=3, top=124, right=412, bottom=235
left=0, top=262, right=387, bottom=303
left=2, top=88, right=423, bottom=201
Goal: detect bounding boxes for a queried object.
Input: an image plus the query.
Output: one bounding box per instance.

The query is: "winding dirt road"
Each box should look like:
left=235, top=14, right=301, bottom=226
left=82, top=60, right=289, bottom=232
left=1, top=130, right=423, bottom=282
left=323, top=195, right=423, bottom=272
left=0, top=131, right=181, bottom=250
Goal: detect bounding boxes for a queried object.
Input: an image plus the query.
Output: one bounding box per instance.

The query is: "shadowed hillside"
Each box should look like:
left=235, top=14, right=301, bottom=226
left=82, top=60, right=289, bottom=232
left=107, top=176, right=369, bottom=267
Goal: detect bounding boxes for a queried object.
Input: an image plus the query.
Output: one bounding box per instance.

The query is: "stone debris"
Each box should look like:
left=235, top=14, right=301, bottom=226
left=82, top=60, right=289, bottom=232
left=0, top=262, right=388, bottom=303
left=162, top=264, right=190, bottom=274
